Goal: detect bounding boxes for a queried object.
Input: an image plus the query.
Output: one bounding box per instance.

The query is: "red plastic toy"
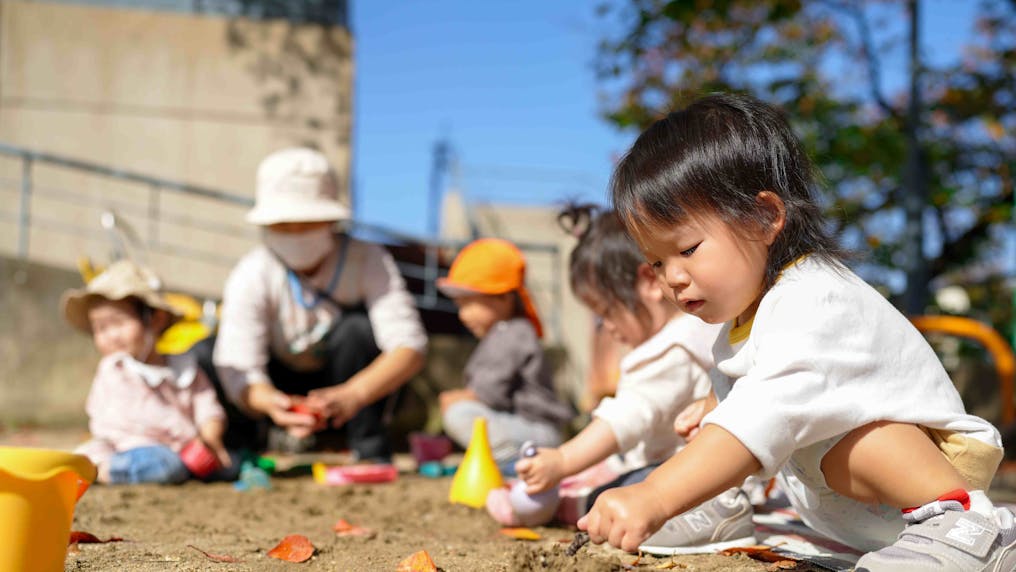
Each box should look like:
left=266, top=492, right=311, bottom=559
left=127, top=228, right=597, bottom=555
left=312, top=463, right=398, bottom=485
left=179, top=439, right=221, bottom=479
left=288, top=402, right=324, bottom=422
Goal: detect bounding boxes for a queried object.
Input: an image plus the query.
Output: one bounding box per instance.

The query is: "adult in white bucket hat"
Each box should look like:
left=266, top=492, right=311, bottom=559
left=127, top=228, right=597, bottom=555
left=195, top=148, right=427, bottom=459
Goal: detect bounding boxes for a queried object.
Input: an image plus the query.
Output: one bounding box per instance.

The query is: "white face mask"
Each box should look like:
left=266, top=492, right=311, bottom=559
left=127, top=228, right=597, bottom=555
left=264, top=227, right=335, bottom=270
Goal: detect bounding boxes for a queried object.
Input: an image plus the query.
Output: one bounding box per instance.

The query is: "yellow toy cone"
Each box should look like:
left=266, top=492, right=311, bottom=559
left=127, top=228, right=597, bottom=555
left=448, top=417, right=503, bottom=508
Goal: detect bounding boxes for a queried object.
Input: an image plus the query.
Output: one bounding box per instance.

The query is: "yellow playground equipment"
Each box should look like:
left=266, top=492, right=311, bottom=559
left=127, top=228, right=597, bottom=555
left=911, top=315, right=1016, bottom=472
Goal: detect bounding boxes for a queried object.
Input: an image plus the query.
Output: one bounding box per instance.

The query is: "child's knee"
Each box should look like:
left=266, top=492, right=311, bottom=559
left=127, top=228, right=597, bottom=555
left=819, top=421, right=900, bottom=502
left=441, top=402, right=477, bottom=445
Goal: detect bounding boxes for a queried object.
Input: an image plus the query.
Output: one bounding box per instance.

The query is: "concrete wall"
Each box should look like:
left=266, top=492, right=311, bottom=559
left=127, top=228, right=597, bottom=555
left=1, top=257, right=95, bottom=426
left=0, top=0, right=353, bottom=297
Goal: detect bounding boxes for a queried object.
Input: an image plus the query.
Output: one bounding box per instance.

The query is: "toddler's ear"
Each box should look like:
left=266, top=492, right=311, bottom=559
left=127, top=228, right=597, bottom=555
left=755, top=191, right=787, bottom=245
left=636, top=263, right=663, bottom=301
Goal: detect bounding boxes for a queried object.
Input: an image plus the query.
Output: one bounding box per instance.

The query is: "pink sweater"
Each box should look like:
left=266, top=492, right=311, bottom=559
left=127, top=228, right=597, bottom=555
left=74, top=352, right=225, bottom=467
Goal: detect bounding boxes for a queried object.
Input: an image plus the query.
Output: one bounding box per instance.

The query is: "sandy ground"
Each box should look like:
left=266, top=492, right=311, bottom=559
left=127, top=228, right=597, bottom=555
left=66, top=475, right=782, bottom=572
left=2, top=427, right=801, bottom=571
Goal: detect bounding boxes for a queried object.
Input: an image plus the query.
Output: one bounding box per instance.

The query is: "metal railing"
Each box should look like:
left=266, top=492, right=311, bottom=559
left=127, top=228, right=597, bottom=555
left=0, top=141, right=564, bottom=340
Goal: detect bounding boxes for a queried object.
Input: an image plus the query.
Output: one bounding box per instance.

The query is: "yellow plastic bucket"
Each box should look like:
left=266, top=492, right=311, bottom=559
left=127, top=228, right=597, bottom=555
left=0, top=447, right=97, bottom=572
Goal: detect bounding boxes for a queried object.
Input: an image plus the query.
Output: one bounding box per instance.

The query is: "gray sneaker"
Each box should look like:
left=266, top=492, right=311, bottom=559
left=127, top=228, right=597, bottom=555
left=638, top=488, right=757, bottom=555
left=855, top=499, right=1016, bottom=572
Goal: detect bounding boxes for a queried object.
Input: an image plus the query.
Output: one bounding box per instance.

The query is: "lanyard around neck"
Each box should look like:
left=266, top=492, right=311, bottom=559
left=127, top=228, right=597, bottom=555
left=287, top=235, right=350, bottom=310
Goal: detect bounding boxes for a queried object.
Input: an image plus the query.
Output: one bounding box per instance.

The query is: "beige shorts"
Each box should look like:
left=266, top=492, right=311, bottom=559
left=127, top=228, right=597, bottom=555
left=923, top=427, right=1003, bottom=491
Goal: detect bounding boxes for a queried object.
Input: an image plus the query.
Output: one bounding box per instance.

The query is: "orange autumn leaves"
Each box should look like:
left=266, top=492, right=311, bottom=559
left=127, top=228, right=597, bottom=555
left=332, top=518, right=375, bottom=538
left=263, top=521, right=375, bottom=564
left=71, top=520, right=445, bottom=568
left=267, top=534, right=316, bottom=563
left=396, top=550, right=438, bottom=572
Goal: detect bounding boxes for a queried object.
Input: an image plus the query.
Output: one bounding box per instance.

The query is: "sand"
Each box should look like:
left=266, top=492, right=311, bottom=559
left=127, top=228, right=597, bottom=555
left=65, top=473, right=782, bottom=571
left=2, top=428, right=823, bottom=571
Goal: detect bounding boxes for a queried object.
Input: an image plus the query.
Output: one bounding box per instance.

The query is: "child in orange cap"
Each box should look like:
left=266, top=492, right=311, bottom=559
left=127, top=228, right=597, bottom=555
left=437, top=238, right=574, bottom=473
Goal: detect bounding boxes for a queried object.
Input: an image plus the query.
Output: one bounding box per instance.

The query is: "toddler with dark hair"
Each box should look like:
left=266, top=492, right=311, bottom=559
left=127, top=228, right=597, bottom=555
left=501, top=206, right=752, bottom=552
left=578, top=92, right=1014, bottom=571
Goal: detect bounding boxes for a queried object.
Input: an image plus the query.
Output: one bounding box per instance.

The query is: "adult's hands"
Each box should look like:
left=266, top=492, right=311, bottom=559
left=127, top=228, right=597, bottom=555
left=246, top=383, right=320, bottom=438
left=306, top=347, right=426, bottom=429
left=306, top=383, right=367, bottom=429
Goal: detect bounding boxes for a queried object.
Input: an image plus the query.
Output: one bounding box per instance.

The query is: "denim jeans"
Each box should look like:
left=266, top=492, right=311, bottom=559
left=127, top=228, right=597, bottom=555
left=107, top=445, right=242, bottom=484
left=107, top=445, right=190, bottom=485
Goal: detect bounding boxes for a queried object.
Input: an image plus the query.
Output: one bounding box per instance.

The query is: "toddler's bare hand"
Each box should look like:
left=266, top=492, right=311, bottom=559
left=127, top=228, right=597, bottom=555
left=516, top=448, right=564, bottom=494
left=577, top=482, right=668, bottom=553
left=208, top=441, right=232, bottom=468
left=198, top=419, right=232, bottom=467
left=673, top=393, right=718, bottom=441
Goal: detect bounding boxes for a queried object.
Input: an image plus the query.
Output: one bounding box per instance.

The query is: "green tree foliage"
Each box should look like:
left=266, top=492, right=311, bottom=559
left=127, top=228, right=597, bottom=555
left=594, top=0, right=1014, bottom=330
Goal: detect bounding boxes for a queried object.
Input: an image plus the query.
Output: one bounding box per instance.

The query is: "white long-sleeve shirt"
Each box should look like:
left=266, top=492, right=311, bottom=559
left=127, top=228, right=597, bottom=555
left=213, top=234, right=427, bottom=403
left=702, top=257, right=1000, bottom=478
left=593, top=314, right=721, bottom=469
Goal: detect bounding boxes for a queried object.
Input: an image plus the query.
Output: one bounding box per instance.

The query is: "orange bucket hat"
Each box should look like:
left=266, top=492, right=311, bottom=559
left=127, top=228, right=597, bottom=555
left=437, top=238, right=543, bottom=338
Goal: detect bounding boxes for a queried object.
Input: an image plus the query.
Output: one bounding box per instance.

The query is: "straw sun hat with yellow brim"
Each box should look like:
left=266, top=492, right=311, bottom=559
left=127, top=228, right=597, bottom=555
left=437, top=238, right=544, bottom=338
left=61, top=260, right=183, bottom=334
left=246, top=147, right=352, bottom=226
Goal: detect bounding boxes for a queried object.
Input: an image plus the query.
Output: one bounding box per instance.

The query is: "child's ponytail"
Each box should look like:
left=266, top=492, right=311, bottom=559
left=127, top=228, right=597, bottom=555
left=557, top=202, right=648, bottom=318
left=556, top=203, right=599, bottom=241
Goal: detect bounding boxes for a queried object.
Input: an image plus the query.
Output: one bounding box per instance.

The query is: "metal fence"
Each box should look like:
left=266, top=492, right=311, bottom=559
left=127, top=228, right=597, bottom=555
left=0, top=142, right=564, bottom=340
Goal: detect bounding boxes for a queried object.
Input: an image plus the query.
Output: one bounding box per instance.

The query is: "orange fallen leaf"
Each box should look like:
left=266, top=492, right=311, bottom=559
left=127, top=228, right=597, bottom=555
left=499, top=527, right=541, bottom=540
left=396, top=550, right=438, bottom=572
left=267, top=534, right=315, bottom=563
left=720, top=545, right=798, bottom=564
left=332, top=518, right=355, bottom=532
left=332, top=518, right=375, bottom=537
left=68, top=531, right=124, bottom=544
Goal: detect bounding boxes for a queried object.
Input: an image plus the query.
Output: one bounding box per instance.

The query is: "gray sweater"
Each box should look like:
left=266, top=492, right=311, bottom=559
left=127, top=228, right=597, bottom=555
left=463, top=317, right=573, bottom=426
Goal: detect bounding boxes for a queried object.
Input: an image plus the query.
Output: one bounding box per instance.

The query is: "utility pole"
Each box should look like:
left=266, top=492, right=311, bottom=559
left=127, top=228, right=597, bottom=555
left=428, top=138, right=450, bottom=238
left=901, top=0, right=930, bottom=315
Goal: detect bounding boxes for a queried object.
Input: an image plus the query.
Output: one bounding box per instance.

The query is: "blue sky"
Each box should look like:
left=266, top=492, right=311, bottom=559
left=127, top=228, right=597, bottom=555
left=349, top=1, right=980, bottom=238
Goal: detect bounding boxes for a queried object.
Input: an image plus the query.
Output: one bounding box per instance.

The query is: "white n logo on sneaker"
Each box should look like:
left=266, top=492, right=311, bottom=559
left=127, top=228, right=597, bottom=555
left=684, top=510, right=713, bottom=533
left=945, top=517, right=990, bottom=547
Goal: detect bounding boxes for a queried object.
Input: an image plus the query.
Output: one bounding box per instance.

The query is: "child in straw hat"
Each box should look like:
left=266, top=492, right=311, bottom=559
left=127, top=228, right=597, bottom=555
left=63, top=261, right=235, bottom=484
left=437, top=238, right=573, bottom=473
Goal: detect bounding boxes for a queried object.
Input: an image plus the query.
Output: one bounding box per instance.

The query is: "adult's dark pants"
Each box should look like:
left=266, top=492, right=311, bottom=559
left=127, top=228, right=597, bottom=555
left=193, top=310, right=390, bottom=460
